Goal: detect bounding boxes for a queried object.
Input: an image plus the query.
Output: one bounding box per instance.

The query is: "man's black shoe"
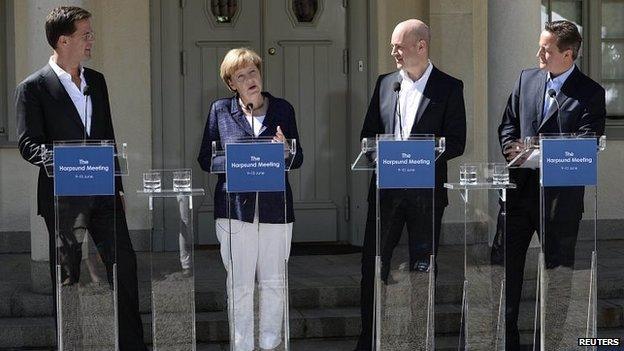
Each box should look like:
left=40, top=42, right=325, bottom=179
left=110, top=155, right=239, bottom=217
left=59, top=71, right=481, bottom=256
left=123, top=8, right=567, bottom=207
left=411, top=259, right=430, bottom=272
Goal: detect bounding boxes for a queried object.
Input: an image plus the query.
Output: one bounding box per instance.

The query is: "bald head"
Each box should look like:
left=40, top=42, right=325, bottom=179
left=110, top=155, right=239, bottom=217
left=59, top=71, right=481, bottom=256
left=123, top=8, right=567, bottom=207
left=390, top=19, right=431, bottom=79
left=393, top=19, right=431, bottom=47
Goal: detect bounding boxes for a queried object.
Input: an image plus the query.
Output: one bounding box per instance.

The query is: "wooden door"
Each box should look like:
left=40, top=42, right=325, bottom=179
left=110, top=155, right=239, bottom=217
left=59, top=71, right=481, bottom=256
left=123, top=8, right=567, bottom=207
left=183, top=0, right=348, bottom=244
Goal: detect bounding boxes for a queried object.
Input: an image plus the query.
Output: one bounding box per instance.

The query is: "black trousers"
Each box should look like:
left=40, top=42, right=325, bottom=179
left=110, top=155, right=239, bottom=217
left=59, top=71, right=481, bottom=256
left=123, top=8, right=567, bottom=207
left=42, top=195, right=147, bottom=351
left=356, top=190, right=444, bottom=350
left=503, top=199, right=581, bottom=351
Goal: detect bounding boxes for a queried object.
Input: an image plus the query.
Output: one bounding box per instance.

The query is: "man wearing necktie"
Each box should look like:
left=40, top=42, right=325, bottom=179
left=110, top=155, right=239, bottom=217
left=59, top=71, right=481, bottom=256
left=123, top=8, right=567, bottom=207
left=498, top=20, right=605, bottom=350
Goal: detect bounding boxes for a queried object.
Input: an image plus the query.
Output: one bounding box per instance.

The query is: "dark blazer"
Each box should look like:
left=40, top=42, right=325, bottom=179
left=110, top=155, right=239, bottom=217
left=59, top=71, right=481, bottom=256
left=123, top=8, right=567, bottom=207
left=360, top=66, right=467, bottom=207
left=197, top=92, right=303, bottom=223
left=498, top=66, right=606, bottom=220
left=16, top=64, right=124, bottom=217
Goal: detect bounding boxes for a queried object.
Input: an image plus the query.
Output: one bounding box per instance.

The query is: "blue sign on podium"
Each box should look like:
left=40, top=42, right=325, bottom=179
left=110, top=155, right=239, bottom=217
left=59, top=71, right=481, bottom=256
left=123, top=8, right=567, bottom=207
left=542, top=138, right=597, bottom=187
left=226, top=142, right=285, bottom=193
left=377, top=139, right=435, bottom=189
left=54, top=145, right=115, bottom=196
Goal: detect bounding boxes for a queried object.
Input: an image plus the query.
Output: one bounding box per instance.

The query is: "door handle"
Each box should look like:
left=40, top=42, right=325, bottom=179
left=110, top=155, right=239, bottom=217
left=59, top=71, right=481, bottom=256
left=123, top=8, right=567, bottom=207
left=268, top=47, right=277, bottom=55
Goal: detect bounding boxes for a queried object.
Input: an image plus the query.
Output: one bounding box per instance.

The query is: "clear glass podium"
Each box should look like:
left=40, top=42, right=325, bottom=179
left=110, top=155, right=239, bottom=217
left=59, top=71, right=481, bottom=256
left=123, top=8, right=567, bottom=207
left=137, top=169, right=204, bottom=350
left=445, top=164, right=516, bottom=350
left=509, top=133, right=606, bottom=350
left=210, top=137, right=297, bottom=351
left=44, top=140, right=128, bottom=350
left=352, top=134, right=445, bottom=350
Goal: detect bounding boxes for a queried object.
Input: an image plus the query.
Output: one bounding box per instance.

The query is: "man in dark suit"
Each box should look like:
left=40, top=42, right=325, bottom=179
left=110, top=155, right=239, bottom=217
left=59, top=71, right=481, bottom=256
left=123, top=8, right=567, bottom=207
left=355, top=19, right=466, bottom=350
left=498, top=20, right=605, bottom=350
left=15, top=7, right=146, bottom=350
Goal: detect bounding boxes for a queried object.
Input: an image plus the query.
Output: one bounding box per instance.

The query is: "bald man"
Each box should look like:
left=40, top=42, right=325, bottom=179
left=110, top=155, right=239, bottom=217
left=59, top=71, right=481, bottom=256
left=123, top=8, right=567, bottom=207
left=356, top=19, right=466, bottom=350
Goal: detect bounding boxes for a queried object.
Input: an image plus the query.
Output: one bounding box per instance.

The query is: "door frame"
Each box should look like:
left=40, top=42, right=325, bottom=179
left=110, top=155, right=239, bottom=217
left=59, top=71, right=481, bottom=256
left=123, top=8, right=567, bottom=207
left=149, top=0, right=376, bottom=246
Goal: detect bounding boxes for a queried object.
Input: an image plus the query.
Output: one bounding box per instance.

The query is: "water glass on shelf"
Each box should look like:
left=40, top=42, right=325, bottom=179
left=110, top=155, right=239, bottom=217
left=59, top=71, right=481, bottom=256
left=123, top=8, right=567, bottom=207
left=485, top=163, right=495, bottom=183
left=173, top=170, right=192, bottom=191
left=459, top=164, right=478, bottom=185
left=492, top=163, right=509, bottom=185
left=143, top=171, right=161, bottom=191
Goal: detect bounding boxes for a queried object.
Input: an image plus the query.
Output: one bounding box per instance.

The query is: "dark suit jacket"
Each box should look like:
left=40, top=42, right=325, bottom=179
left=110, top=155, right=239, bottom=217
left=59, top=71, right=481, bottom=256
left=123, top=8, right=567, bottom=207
left=16, top=64, right=124, bottom=217
left=360, top=67, right=467, bottom=207
left=197, top=92, right=303, bottom=223
left=498, top=66, right=606, bottom=220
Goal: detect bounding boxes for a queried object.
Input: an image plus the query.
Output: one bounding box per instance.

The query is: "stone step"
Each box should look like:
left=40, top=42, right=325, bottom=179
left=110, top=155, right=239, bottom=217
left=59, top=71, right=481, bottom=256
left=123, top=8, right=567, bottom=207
left=2, top=300, right=622, bottom=348
left=200, top=331, right=624, bottom=351
left=0, top=283, right=54, bottom=317
left=190, top=283, right=362, bottom=313
left=3, top=277, right=624, bottom=323
left=0, top=307, right=361, bottom=348
left=0, top=230, right=151, bottom=254
left=402, top=219, right=623, bottom=247
left=0, top=282, right=362, bottom=318
left=7, top=331, right=624, bottom=351
left=3, top=219, right=620, bottom=255
left=196, top=336, right=468, bottom=351
left=196, top=337, right=359, bottom=351
left=0, top=276, right=539, bottom=317
left=0, top=231, right=30, bottom=254
left=0, top=316, right=56, bottom=348
left=437, top=299, right=624, bottom=333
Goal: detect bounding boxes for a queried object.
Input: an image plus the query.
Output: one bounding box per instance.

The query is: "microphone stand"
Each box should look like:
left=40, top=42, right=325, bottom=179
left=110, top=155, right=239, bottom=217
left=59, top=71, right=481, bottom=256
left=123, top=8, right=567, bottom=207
left=393, top=82, right=403, bottom=139
left=246, top=103, right=255, bottom=138
left=83, top=85, right=91, bottom=143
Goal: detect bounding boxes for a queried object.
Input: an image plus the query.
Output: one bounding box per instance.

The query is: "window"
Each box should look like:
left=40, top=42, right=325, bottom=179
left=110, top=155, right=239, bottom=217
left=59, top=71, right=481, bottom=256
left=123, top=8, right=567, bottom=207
left=541, top=0, right=587, bottom=71
left=210, top=0, right=238, bottom=24
left=292, top=0, right=319, bottom=23
left=542, top=0, right=624, bottom=137
left=601, top=1, right=624, bottom=121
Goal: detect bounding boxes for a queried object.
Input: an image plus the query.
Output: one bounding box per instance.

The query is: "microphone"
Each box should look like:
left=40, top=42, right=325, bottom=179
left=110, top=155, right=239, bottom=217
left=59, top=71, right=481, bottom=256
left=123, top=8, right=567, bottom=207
left=392, top=81, right=401, bottom=92
left=246, top=103, right=255, bottom=137
left=393, top=81, right=403, bottom=139
left=83, top=85, right=91, bottom=142
left=547, top=89, right=562, bottom=134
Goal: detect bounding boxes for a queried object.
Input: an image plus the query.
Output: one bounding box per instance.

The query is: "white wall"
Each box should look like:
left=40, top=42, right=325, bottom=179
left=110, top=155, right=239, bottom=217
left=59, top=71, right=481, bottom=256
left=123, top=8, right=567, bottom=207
left=594, top=143, right=624, bottom=219
left=0, top=148, right=33, bottom=231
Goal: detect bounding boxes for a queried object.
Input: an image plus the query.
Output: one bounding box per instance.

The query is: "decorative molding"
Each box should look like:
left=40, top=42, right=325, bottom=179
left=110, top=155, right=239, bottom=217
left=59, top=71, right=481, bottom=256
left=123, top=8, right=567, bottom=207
left=277, top=39, right=332, bottom=47
left=195, top=40, right=251, bottom=48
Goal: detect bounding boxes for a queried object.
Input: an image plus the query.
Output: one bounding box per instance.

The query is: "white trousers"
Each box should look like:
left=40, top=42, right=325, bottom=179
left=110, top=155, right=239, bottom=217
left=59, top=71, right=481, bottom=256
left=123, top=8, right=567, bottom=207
left=215, top=215, right=292, bottom=351
left=177, top=195, right=192, bottom=270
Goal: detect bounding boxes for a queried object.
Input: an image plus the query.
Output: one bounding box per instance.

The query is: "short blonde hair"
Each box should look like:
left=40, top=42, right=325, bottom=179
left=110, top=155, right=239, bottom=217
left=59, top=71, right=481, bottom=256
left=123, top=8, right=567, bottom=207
left=220, top=48, right=262, bottom=91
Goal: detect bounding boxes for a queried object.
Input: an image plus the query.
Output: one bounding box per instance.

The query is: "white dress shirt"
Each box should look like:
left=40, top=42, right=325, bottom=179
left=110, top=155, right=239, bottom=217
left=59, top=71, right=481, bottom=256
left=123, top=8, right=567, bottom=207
left=395, top=61, right=434, bottom=139
left=542, top=64, right=575, bottom=119
left=49, top=57, right=92, bottom=136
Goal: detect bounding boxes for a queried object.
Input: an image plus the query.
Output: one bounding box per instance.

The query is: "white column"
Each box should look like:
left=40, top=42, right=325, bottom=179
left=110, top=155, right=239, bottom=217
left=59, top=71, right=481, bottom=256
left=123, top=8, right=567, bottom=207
left=487, top=0, right=541, bottom=161
left=487, top=0, right=541, bottom=246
